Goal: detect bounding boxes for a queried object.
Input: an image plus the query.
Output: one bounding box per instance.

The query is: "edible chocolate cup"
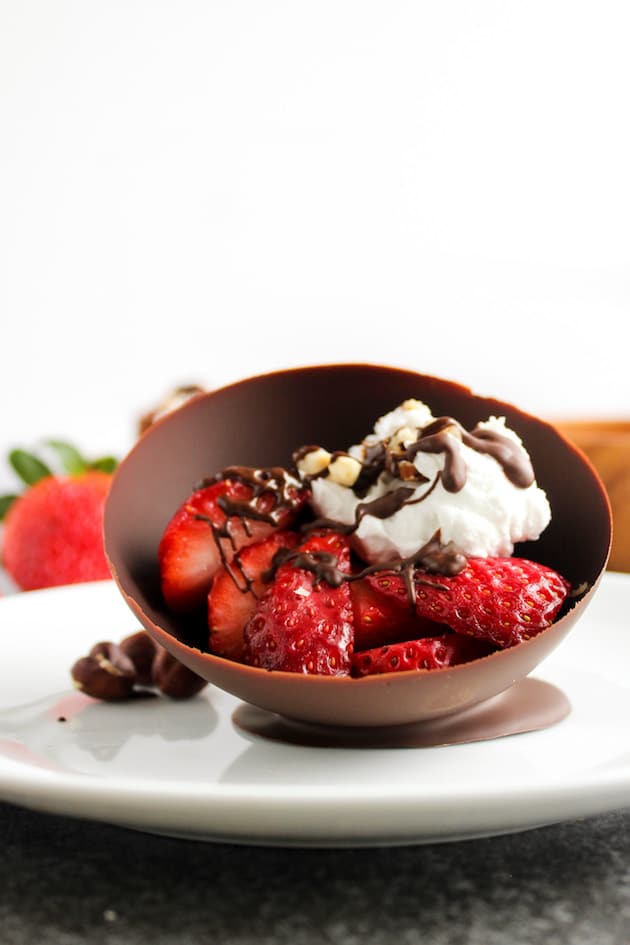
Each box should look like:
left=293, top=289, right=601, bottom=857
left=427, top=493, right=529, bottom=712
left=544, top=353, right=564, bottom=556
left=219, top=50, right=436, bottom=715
left=104, top=365, right=612, bottom=727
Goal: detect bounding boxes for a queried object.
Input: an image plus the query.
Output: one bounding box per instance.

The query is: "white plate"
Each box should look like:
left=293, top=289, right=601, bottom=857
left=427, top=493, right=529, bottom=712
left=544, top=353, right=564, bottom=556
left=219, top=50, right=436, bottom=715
left=1, top=576, right=629, bottom=847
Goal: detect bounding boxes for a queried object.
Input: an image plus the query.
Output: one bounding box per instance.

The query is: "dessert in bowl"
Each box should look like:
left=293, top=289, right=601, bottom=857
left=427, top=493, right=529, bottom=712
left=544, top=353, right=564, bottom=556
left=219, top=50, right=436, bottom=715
left=103, top=364, right=611, bottom=727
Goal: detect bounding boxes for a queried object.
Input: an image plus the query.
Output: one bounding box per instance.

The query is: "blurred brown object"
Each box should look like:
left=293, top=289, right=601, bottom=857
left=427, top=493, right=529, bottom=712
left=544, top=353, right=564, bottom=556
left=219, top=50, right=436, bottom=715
left=138, top=385, right=205, bottom=436
left=552, top=420, right=629, bottom=572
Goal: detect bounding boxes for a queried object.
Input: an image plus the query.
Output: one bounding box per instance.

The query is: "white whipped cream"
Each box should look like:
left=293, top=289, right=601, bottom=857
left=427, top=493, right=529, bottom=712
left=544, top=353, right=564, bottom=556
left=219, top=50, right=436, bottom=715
left=309, top=401, right=551, bottom=564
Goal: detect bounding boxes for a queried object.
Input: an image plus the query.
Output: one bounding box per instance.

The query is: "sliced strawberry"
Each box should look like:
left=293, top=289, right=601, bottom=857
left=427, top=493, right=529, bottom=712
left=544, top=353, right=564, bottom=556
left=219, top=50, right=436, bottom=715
left=158, top=470, right=306, bottom=613
left=351, top=634, right=495, bottom=677
left=243, top=532, right=354, bottom=675
left=208, top=530, right=301, bottom=661
left=350, top=577, right=444, bottom=651
left=367, top=556, right=571, bottom=648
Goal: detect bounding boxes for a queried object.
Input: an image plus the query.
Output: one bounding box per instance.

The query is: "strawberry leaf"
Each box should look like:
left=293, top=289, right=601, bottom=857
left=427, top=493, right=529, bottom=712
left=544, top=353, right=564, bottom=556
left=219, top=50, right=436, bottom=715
left=45, top=440, right=88, bottom=475
left=9, top=450, right=52, bottom=486
left=90, top=456, right=118, bottom=473
left=0, top=494, right=19, bottom=520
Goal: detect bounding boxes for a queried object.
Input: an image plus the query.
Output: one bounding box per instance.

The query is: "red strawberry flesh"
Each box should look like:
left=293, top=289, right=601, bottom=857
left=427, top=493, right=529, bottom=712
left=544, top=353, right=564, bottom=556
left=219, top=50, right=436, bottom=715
left=158, top=471, right=307, bottom=613
left=367, top=557, right=571, bottom=648
left=243, top=532, right=354, bottom=675
left=208, top=530, right=301, bottom=660
left=351, top=634, right=495, bottom=676
left=350, top=577, right=445, bottom=651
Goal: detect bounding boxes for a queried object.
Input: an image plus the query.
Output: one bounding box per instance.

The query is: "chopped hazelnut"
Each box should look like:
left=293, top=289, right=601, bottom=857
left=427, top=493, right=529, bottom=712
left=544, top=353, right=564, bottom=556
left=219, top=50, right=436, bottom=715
left=398, top=460, right=421, bottom=481
left=388, top=426, right=418, bottom=451
left=328, top=454, right=362, bottom=487
left=296, top=447, right=332, bottom=477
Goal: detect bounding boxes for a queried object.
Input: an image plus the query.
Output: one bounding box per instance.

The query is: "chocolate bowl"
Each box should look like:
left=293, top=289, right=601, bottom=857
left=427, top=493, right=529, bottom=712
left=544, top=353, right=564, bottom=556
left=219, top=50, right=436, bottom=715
left=103, top=364, right=612, bottom=727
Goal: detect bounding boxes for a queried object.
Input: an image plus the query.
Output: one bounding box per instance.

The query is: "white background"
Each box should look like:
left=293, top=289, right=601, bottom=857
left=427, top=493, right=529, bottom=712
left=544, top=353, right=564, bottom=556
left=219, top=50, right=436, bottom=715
left=1, top=0, right=629, bottom=489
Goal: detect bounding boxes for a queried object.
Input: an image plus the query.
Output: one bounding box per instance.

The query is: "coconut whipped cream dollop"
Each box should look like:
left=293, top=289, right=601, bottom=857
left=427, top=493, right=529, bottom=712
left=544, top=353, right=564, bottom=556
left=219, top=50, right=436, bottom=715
left=294, top=399, right=551, bottom=568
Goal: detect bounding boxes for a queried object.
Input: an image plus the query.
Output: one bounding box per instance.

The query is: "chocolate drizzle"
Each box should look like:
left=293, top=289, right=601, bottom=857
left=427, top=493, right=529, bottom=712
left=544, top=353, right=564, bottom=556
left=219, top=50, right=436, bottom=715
left=192, top=508, right=259, bottom=596
left=195, top=411, right=535, bottom=606
left=407, top=417, right=535, bottom=493
left=217, top=495, right=277, bottom=531
left=347, top=535, right=456, bottom=609
left=283, top=410, right=540, bottom=603
left=296, top=413, right=535, bottom=499
left=297, top=473, right=468, bottom=601
left=357, top=486, right=417, bottom=521
left=305, top=482, right=442, bottom=537
left=213, top=466, right=302, bottom=519
left=267, top=530, right=456, bottom=609
left=407, top=420, right=467, bottom=492
left=266, top=549, right=348, bottom=589
left=193, top=465, right=304, bottom=596
left=462, top=426, right=535, bottom=488
left=353, top=443, right=387, bottom=497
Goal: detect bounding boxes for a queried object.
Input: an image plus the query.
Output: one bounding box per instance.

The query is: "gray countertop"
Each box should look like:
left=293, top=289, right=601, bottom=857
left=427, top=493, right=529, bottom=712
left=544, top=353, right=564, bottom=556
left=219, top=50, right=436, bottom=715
left=3, top=803, right=630, bottom=945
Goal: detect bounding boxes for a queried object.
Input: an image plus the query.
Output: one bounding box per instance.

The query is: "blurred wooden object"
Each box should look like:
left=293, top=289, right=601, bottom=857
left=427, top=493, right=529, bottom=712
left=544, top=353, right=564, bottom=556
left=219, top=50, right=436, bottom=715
left=552, top=420, right=629, bottom=572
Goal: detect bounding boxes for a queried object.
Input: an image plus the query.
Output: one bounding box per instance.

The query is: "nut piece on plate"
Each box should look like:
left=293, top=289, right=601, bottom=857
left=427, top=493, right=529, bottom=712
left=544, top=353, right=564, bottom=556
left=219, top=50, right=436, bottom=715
left=71, top=641, right=137, bottom=701
left=151, top=648, right=208, bottom=699
left=119, top=630, right=157, bottom=686
left=70, top=630, right=207, bottom=701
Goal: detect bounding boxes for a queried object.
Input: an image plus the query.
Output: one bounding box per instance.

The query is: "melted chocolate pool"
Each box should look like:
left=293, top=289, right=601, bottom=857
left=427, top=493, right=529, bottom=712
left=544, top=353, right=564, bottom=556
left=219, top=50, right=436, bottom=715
left=232, top=677, right=570, bottom=749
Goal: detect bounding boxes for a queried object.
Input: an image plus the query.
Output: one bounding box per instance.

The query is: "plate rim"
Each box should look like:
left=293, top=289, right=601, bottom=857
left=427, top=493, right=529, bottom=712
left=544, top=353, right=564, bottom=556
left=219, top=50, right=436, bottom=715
left=1, top=574, right=629, bottom=844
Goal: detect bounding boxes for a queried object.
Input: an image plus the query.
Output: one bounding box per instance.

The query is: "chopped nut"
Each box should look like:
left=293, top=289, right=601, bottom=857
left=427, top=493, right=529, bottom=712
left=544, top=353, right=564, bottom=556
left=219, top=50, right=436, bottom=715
left=398, top=460, right=422, bottom=481
left=388, top=426, right=418, bottom=452
left=119, top=630, right=157, bottom=686
left=327, top=454, right=362, bottom=487
left=296, top=447, right=332, bottom=477
left=152, top=648, right=208, bottom=699
left=70, top=632, right=207, bottom=702
left=71, top=642, right=137, bottom=701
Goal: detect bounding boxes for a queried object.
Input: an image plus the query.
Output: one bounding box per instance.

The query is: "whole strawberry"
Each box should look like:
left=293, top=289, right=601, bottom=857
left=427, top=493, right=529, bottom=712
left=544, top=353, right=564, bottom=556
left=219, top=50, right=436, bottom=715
left=367, top=557, right=571, bottom=649
left=1, top=443, right=116, bottom=591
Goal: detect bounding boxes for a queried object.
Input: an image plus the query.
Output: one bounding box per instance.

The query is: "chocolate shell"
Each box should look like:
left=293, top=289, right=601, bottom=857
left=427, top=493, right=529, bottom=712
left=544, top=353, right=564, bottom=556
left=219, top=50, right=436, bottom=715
left=103, top=365, right=612, bottom=727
